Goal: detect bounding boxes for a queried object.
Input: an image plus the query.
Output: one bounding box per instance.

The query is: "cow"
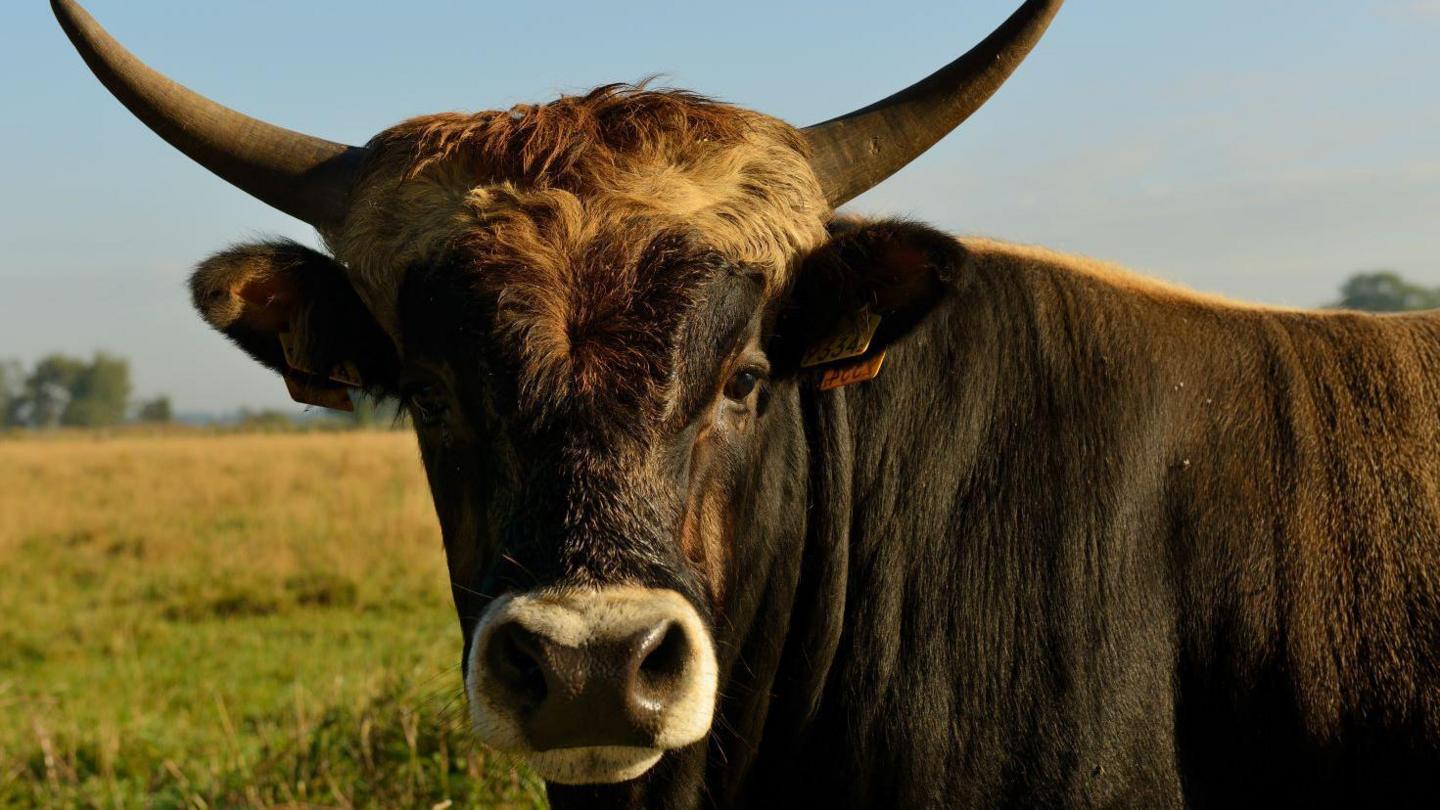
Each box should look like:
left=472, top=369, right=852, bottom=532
left=55, top=0, right=1440, bottom=807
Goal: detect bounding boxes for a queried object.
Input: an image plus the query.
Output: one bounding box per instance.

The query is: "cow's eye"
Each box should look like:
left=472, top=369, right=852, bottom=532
left=406, top=385, right=450, bottom=426
left=723, top=370, right=761, bottom=401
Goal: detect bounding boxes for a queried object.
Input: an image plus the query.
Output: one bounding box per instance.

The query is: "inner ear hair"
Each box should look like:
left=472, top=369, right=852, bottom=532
left=192, top=241, right=313, bottom=372
left=772, top=218, right=967, bottom=371
left=190, top=240, right=399, bottom=392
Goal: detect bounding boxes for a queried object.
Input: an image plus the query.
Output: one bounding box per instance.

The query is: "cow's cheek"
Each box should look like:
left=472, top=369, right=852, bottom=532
left=680, top=480, right=733, bottom=609
left=678, top=427, right=735, bottom=608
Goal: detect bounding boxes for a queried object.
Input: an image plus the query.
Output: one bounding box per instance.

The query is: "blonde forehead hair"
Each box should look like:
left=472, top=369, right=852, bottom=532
left=325, top=85, right=832, bottom=341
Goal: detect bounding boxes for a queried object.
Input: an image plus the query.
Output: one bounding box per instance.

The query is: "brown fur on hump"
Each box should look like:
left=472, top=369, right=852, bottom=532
left=325, top=85, right=831, bottom=383
left=955, top=235, right=1440, bottom=741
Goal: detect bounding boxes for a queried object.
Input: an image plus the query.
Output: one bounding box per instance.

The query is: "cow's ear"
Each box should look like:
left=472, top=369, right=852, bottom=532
left=190, top=241, right=399, bottom=410
left=772, top=219, right=965, bottom=382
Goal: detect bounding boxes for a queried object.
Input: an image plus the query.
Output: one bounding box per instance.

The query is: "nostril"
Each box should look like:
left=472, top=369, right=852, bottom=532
left=502, top=631, right=543, bottom=679
left=635, top=622, right=691, bottom=693
left=486, top=622, right=548, bottom=708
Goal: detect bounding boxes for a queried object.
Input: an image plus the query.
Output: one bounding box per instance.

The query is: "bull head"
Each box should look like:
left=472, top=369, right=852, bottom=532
left=54, top=0, right=1062, bottom=794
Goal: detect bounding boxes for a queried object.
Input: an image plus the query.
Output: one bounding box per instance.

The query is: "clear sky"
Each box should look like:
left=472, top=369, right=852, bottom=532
left=2, top=1, right=1437, bottom=413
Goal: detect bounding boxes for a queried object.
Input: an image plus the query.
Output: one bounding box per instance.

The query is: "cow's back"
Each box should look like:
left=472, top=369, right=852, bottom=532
left=1156, top=297, right=1440, bottom=806
left=997, top=241, right=1440, bottom=806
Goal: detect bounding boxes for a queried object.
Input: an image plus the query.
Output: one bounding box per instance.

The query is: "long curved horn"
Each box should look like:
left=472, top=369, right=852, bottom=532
left=52, top=0, right=365, bottom=231
left=804, top=0, right=1064, bottom=208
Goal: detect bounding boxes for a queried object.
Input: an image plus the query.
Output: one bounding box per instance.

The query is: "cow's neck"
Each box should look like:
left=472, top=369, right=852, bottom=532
left=736, top=243, right=1184, bottom=805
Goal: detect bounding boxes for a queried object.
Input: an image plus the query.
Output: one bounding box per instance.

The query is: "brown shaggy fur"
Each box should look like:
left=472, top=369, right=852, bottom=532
left=951, top=236, right=1440, bottom=741
left=177, top=79, right=1440, bottom=807
left=326, top=85, right=830, bottom=350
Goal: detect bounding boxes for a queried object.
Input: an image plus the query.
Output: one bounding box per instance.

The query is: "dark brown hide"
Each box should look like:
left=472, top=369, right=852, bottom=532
left=744, top=229, right=1440, bottom=809
left=181, top=94, right=1440, bottom=808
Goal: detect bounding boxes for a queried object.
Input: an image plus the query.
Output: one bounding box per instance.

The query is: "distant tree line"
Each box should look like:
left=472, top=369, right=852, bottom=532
left=1, top=352, right=403, bottom=431
left=2, top=271, right=1431, bottom=432
left=1, top=352, right=171, bottom=429
left=1332, top=271, right=1440, bottom=312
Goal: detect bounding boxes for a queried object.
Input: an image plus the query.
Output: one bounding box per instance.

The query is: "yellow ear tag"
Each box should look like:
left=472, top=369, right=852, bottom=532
left=278, top=331, right=306, bottom=371
left=277, top=331, right=361, bottom=411
left=327, top=361, right=363, bottom=387
left=278, top=332, right=363, bottom=387
left=818, top=351, right=887, bottom=391
left=801, top=307, right=882, bottom=369
left=283, top=373, right=355, bottom=411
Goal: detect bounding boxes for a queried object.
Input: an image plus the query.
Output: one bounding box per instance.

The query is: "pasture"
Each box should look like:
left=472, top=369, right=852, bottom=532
left=0, top=430, right=544, bottom=808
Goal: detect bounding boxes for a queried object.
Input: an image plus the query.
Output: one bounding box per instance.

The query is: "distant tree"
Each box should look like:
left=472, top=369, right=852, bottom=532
left=136, top=396, right=173, bottom=423
left=60, top=352, right=131, bottom=428
left=1334, top=271, right=1440, bottom=313
left=0, top=359, right=21, bottom=427
left=7, top=353, right=134, bottom=429
left=18, top=355, right=87, bottom=428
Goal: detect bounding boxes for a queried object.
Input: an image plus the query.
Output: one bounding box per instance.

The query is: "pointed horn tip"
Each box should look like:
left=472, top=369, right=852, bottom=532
left=52, top=0, right=85, bottom=29
left=51, top=0, right=107, bottom=68
left=50, top=0, right=364, bottom=231
left=804, top=0, right=1065, bottom=207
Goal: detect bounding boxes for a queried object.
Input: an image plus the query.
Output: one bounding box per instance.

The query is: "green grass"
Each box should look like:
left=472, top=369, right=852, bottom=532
left=0, top=431, right=545, bottom=808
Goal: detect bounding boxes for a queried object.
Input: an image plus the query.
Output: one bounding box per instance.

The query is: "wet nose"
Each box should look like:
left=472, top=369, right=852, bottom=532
left=483, top=615, right=696, bottom=750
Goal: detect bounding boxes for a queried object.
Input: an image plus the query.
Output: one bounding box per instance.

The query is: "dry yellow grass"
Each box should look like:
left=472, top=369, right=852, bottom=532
left=0, top=430, right=544, bottom=807
left=0, top=431, right=434, bottom=577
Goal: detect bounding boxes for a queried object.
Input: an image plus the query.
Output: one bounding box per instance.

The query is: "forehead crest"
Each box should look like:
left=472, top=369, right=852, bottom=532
left=328, top=84, right=830, bottom=340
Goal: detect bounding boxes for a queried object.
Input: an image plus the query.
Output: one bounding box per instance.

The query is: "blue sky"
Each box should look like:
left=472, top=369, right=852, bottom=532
left=2, top=1, right=1437, bottom=412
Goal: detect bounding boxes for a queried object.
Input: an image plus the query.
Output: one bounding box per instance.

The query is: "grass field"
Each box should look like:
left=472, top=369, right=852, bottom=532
left=0, top=430, right=545, bottom=808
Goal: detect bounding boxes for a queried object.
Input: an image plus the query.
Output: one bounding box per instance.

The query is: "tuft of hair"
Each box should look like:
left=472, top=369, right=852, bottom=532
left=379, top=82, right=781, bottom=187
left=328, top=84, right=831, bottom=340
